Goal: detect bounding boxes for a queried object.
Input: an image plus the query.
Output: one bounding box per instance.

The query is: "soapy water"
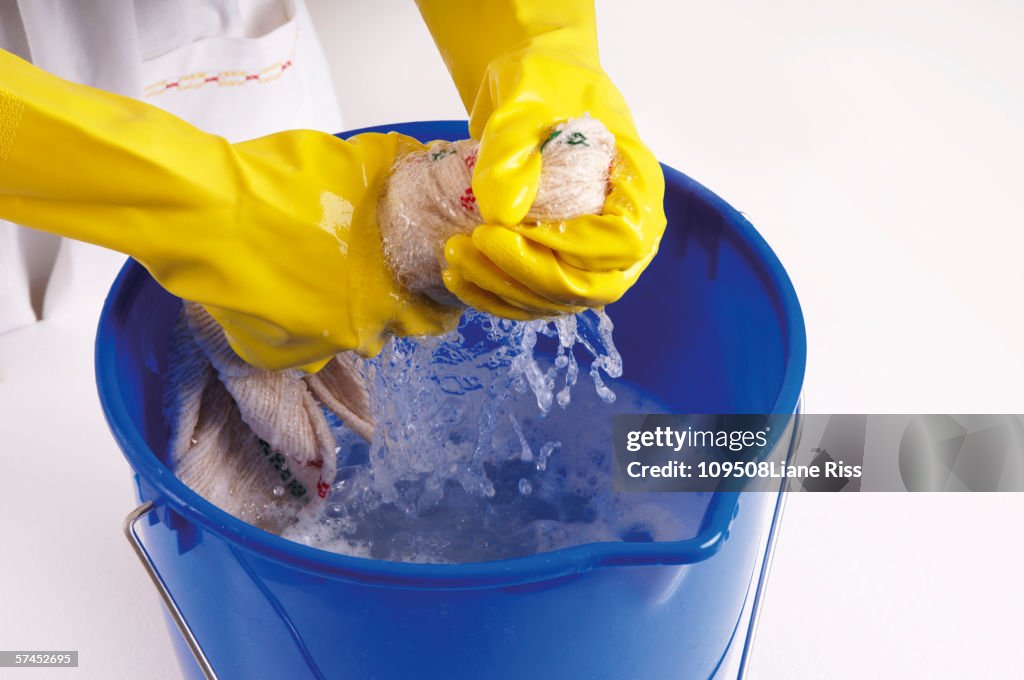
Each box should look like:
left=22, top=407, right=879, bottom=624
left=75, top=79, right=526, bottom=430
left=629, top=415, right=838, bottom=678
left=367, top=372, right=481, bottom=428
left=278, top=309, right=712, bottom=563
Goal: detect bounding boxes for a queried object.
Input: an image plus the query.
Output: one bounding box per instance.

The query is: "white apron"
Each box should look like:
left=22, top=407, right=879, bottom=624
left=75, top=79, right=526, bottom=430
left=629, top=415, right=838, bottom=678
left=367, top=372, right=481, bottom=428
left=0, top=0, right=343, bottom=332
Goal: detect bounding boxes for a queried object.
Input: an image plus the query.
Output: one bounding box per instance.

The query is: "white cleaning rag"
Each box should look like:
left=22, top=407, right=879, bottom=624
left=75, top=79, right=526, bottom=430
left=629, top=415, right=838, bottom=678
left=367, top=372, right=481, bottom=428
left=165, top=303, right=371, bottom=531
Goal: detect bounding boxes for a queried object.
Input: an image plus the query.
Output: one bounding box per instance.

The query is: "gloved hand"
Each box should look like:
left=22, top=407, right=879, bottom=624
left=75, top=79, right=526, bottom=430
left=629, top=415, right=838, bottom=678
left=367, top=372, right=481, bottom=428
left=415, top=0, right=666, bottom=320
left=0, top=50, right=459, bottom=371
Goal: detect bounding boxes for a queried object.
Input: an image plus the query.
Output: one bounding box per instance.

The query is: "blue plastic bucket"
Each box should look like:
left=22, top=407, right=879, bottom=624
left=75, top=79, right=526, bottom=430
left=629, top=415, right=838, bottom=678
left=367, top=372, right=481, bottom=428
left=96, top=121, right=805, bottom=680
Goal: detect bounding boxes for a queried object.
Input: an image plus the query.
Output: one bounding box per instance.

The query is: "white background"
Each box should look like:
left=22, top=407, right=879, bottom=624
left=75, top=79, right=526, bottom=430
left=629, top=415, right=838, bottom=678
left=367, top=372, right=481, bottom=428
left=1, top=1, right=1022, bottom=678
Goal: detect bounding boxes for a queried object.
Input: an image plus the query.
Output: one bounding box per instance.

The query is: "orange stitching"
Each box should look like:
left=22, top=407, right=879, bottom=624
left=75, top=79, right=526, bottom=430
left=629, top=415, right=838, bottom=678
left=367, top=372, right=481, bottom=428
left=144, top=59, right=293, bottom=97
left=144, top=27, right=297, bottom=98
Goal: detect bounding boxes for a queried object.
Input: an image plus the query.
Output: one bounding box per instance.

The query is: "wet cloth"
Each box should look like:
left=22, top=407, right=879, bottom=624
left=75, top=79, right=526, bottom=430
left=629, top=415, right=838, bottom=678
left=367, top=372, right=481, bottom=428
left=165, top=303, right=371, bottom=531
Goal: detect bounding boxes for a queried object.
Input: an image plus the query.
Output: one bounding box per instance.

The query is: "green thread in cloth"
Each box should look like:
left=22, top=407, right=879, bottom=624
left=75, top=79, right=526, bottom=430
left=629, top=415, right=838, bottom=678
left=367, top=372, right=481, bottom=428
left=540, top=129, right=590, bottom=153
left=564, top=131, right=588, bottom=146
left=540, top=129, right=562, bottom=152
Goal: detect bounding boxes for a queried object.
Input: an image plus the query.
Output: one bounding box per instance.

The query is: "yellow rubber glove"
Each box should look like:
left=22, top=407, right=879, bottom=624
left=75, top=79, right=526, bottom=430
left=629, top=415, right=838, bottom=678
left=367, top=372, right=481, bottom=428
left=0, top=50, right=459, bottom=371
left=415, top=0, right=666, bottom=319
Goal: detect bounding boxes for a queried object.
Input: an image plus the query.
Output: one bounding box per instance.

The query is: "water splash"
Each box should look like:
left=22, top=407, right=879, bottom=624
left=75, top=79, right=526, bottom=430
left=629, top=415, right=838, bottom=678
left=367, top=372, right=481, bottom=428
left=276, top=308, right=688, bottom=562
left=342, top=308, right=622, bottom=513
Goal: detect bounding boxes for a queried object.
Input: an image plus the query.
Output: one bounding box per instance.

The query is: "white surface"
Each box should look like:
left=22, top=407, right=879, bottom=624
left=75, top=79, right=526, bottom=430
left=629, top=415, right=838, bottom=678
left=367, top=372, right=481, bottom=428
left=1, top=0, right=1023, bottom=678
left=0, top=304, right=177, bottom=679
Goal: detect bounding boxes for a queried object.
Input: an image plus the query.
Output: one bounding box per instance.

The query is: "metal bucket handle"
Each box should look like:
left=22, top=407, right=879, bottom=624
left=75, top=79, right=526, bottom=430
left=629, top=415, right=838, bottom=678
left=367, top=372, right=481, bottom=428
left=124, top=501, right=218, bottom=680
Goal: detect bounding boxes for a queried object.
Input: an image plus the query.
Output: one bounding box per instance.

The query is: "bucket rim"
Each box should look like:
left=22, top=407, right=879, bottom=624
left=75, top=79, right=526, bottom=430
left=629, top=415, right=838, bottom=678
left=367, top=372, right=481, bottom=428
left=95, top=120, right=806, bottom=589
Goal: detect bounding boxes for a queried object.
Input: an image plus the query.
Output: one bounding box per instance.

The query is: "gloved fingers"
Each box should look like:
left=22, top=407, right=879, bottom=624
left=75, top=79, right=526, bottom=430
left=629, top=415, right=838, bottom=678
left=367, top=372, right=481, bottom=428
left=298, top=358, right=333, bottom=374
left=381, top=298, right=464, bottom=344
left=470, top=51, right=613, bottom=226
left=463, top=225, right=644, bottom=308
left=444, top=234, right=585, bottom=316
left=442, top=268, right=540, bottom=321
left=505, top=134, right=666, bottom=272
left=203, top=305, right=334, bottom=372
left=471, top=105, right=548, bottom=226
